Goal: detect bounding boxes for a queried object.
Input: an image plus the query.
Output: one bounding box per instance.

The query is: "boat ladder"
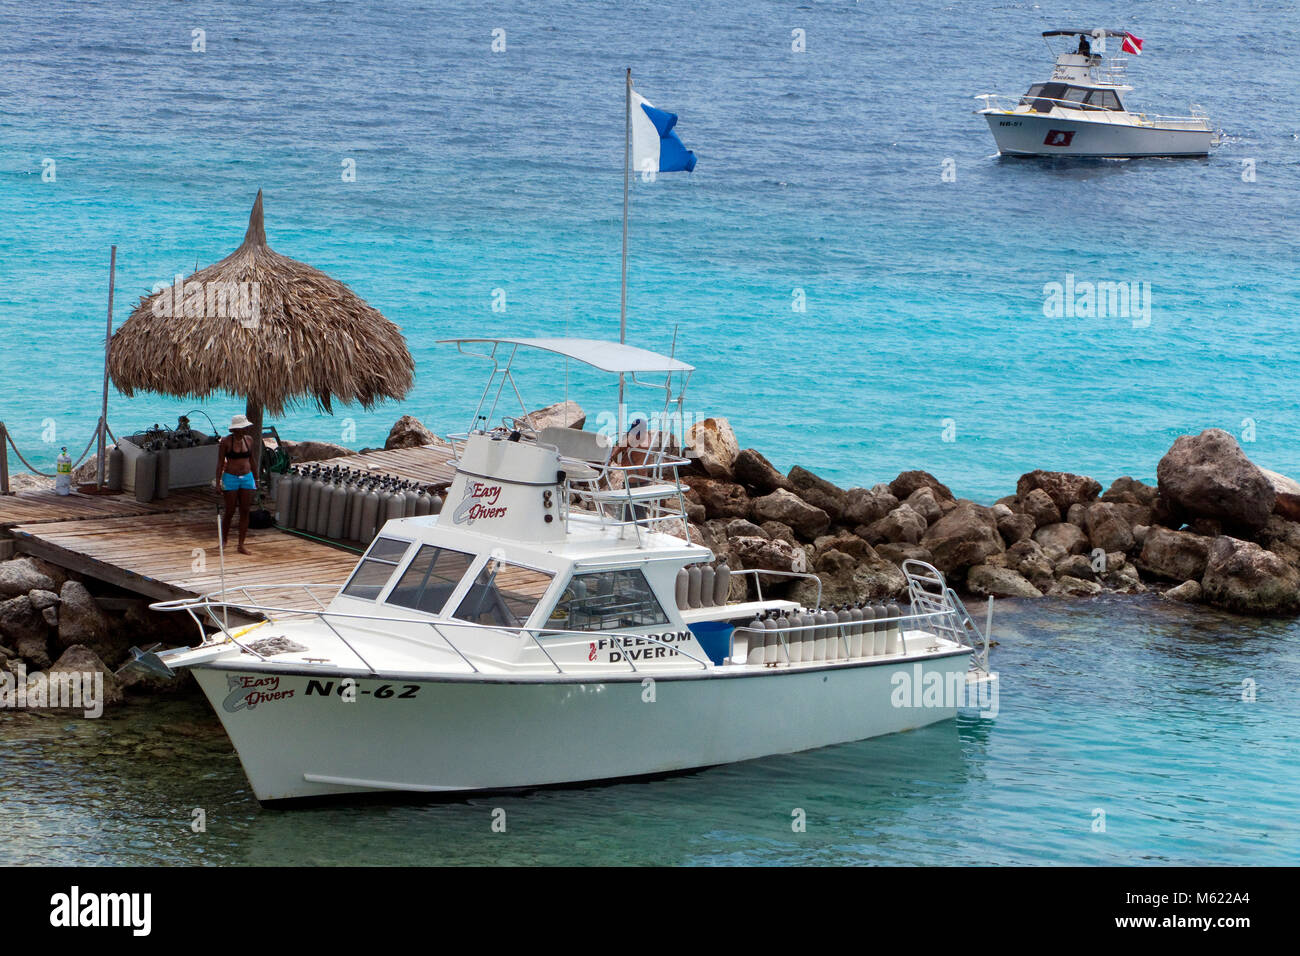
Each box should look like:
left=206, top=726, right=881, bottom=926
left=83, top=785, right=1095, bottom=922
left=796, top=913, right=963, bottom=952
left=901, top=559, right=992, bottom=676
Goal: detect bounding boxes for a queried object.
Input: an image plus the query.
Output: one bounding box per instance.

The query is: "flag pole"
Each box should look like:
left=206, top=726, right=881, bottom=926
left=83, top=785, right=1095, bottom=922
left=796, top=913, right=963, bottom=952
left=618, top=66, right=631, bottom=438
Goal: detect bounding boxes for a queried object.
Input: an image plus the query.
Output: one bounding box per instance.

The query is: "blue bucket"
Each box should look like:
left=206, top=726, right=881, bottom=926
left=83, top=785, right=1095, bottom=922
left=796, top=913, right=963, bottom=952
left=688, top=621, right=734, bottom=666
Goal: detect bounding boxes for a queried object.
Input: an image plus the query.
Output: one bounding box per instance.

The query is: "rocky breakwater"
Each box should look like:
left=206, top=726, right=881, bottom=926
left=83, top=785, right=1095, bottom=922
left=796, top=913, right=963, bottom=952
left=0, top=557, right=195, bottom=713
left=679, top=421, right=1300, bottom=617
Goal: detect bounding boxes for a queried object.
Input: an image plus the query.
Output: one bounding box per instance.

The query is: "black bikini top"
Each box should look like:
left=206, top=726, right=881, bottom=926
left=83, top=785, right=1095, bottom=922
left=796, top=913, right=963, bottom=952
left=225, top=439, right=252, bottom=460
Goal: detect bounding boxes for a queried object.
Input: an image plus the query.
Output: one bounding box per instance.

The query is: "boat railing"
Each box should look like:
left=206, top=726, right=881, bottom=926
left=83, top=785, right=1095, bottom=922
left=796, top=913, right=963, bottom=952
left=901, top=559, right=991, bottom=675
left=730, top=567, right=822, bottom=609
left=730, top=606, right=960, bottom=667
left=977, top=93, right=1213, bottom=131
left=149, top=584, right=712, bottom=676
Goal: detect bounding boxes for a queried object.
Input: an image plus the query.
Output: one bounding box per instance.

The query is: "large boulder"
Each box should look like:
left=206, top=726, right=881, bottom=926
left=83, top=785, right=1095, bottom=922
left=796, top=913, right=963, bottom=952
left=44, top=644, right=124, bottom=710
left=681, top=476, right=751, bottom=521
left=903, top=487, right=943, bottom=525
left=1015, top=470, right=1102, bottom=518
left=1256, top=515, right=1300, bottom=567
left=384, top=415, right=438, bottom=450
left=684, top=417, right=739, bottom=480
left=1083, top=501, right=1135, bottom=554
left=1137, top=526, right=1213, bottom=582
left=729, top=535, right=809, bottom=576
left=281, top=439, right=356, bottom=464
left=1033, top=522, right=1089, bottom=556
left=1005, top=539, right=1055, bottom=590
left=55, top=580, right=117, bottom=662
left=920, top=501, right=1004, bottom=574
left=750, top=488, right=830, bottom=540
left=862, top=504, right=928, bottom=546
left=1260, top=468, right=1300, bottom=523
left=888, top=470, right=954, bottom=502
left=1201, top=536, right=1300, bottom=615
left=1018, top=488, right=1062, bottom=528
left=966, top=565, right=1043, bottom=598
left=1102, top=476, right=1159, bottom=507
left=789, top=554, right=908, bottom=606
left=1156, top=429, right=1275, bottom=532
left=732, top=448, right=789, bottom=495
left=0, top=557, right=57, bottom=600
left=0, top=595, right=51, bottom=667
left=842, top=487, right=898, bottom=526
left=997, top=512, right=1036, bottom=545
left=524, top=400, right=585, bottom=430
left=787, top=466, right=847, bottom=521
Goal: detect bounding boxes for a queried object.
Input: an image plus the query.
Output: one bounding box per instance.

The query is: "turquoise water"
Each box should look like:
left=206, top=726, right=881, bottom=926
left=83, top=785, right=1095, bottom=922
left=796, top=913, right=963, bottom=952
left=1, top=1, right=1298, bottom=866
left=2, top=597, right=1296, bottom=865
left=2, top=0, right=1298, bottom=497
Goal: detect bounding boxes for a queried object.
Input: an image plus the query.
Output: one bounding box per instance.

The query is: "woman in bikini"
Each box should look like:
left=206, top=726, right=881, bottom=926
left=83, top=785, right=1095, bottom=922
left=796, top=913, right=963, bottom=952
left=215, top=414, right=259, bottom=555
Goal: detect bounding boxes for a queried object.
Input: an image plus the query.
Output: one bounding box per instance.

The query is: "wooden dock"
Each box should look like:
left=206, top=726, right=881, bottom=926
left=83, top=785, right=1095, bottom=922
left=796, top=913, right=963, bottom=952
left=0, top=443, right=458, bottom=616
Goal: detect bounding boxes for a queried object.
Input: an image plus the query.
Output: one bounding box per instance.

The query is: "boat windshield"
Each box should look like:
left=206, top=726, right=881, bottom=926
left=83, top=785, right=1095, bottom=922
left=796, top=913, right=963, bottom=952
left=1021, top=82, right=1124, bottom=112
left=386, top=545, right=475, bottom=614
left=340, top=536, right=411, bottom=600
left=453, top=559, right=554, bottom=628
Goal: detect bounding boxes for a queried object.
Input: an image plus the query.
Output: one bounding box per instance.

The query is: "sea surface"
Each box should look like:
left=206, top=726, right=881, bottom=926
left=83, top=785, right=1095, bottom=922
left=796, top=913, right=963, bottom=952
left=1, top=0, right=1298, bottom=866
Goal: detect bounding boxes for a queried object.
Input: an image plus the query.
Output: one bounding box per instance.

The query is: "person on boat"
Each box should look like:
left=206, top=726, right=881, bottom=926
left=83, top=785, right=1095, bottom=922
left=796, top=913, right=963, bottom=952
left=215, top=414, right=259, bottom=555
left=610, top=417, right=656, bottom=477
left=1076, top=34, right=1092, bottom=56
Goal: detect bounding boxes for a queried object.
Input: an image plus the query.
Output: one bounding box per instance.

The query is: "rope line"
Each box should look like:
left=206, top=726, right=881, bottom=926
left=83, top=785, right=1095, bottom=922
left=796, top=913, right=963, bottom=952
left=4, top=419, right=107, bottom=478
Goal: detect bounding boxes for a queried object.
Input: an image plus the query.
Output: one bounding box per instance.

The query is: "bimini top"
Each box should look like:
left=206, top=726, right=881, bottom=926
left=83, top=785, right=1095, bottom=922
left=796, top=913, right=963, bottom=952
left=1041, top=29, right=1128, bottom=38
left=440, top=337, right=694, bottom=374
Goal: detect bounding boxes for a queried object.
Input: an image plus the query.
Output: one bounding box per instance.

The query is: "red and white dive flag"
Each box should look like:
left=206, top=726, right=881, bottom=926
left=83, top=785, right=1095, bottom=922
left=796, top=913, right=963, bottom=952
left=1122, top=33, right=1144, bottom=55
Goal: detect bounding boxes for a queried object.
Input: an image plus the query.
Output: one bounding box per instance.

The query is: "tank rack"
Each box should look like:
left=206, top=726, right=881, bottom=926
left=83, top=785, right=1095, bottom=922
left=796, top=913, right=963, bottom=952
left=272, top=464, right=445, bottom=547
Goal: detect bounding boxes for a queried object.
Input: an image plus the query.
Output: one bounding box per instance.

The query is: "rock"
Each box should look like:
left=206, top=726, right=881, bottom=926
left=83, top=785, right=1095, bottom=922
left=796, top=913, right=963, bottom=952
left=1259, top=468, right=1300, bottom=522
left=843, top=488, right=898, bottom=526
left=681, top=476, right=751, bottom=521
left=875, top=543, right=933, bottom=566
left=1016, top=470, right=1102, bottom=517
left=1083, top=501, right=1135, bottom=554
left=1033, top=522, right=1089, bottom=556
left=997, top=512, right=1036, bottom=545
left=750, top=488, right=830, bottom=540
left=0, top=557, right=57, bottom=600
left=55, top=581, right=117, bottom=663
left=759, top=520, right=799, bottom=546
left=27, top=589, right=60, bottom=611
left=1133, top=525, right=1150, bottom=547
left=281, top=439, right=356, bottom=464
left=1055, top=553, right=1098, bottom=581
left=888, top=470, right=954, bottom=503
left=864, top=504, right=927, bottom=546
left=729, top=535, right=810, bottom=576
left=789, top=554, right=908, bottom=606
left=733, top=448, right=789, bottom=495
left=1156, top=429, right=1275, bottom=532
left=524, top=400, right=585, bottom=431
left=1102, top=563, right=1145, bottom=593
left=1019, top=488, right=1061, bottom=528
left=920, top=500, right=1004, bottom=574
left=0, top=595, right=49, bottom=664
left=904, top=487, right=943, bottom=525
left=725, top=518, right=767, bottom=539
left=1162, top=580, right=1203, bottom=604
left=812, top=532, right=871, bottom=561
left=787, top=466, right=847, bottom=521
left=1005, top=539, right=1055, bottom=589
left=1256, top=516, right=1300, bottom=567
left=1066, top=503, right=1087, bottom=527
left=1201, top=536, right=1300, bottom=615
left=684, top=417, right=739, bottom=480
left=45, top=644, right=124, bottom=709
left=684, top=501, right=706, bottom=524
left=383, top=415, right=438, bottom=450
left=1137, top=526, right=1213, bottom=582
left=814, top=548, right=858, bottom=574
left=41, top=606, right=58, bottom=627
left=1102, top=476, right=1159, bottom=507
left=1050, top=576, right=1103, bottom=597
left=966, top=565, right=1043, bottom=598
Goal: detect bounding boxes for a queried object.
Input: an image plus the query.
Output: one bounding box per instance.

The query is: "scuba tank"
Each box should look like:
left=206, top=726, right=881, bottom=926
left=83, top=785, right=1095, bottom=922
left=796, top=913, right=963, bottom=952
left=848, top=603, right=865, bottom=657
left=686, top=565, right=702, bottom=609
left=824, top=606, right=840, bottom=661
left=348, top=479, right=367, bottom=541
left=384, top=482, right=406, bottom=524
left=277, top=468, right=298, bottom=527
left=713, top=562, right=730, bottom=606
left=404, top=483, right=421, bottom=518
left=786, top=609, right=804, bottom=665
left=770, top=611, right=789, bottom=665
left=799, top=608, right=817, bottom=663
left=429, top=491, right=444, bottom=514
left=326, top=479, right=348, bottom=539
left=414, top=486, right=433, bottom=517
left=836, top=605, right=855, bottom=660
left=745, top=614, right=765, bottom=666
left=360, top=483, right=382, bottom=543
left=859, top=604, right=876, bottom=657
left=54, top=447, right=72, bottom=496
left=762, top=614, right=780, bottom=667
left=699, top=565, right=715, bottom=608
left=310, top=469, right=332, bottom=535
left=885, top=602, right=903, bottom=654
left=871, top=604, right=888, bottom=655
left=812, top=610, right=829, bottom=662
left=675, top=568, right=689, bottom=609
left=297, top=467, right=317, bottom=531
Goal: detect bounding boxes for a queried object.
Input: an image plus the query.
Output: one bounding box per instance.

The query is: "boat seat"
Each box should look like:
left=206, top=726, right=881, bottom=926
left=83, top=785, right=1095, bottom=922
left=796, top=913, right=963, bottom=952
left=536, top=427, right=612, bottom=466
left=583, top=482, right=680, bottom=503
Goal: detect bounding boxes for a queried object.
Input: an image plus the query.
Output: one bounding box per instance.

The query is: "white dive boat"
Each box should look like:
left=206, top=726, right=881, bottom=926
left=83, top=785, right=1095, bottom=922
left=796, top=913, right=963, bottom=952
left=976, top=29, right=1217, bottom=158
left=131, top=337, right=996, bottom=804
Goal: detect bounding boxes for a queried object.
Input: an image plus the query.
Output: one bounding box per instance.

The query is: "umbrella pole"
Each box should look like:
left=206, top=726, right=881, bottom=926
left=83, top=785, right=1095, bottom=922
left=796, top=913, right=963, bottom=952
left=97, top=245, right=116, bottom=488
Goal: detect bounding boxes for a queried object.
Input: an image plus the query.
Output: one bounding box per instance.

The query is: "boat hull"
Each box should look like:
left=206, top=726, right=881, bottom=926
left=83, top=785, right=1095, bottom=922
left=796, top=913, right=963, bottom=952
left=193, top=653, right=973, bottom=802
left=982, top=111, right=1212, bottom=157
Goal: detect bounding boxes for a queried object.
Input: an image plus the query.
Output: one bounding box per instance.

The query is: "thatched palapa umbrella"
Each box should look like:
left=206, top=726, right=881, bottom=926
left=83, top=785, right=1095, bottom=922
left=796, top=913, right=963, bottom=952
left=109, top=191, right=414, bottom=441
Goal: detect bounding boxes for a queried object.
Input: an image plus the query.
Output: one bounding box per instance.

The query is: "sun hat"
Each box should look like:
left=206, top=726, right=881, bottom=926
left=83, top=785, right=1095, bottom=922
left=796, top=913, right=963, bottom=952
left=229, top=414, right=253, bottom=431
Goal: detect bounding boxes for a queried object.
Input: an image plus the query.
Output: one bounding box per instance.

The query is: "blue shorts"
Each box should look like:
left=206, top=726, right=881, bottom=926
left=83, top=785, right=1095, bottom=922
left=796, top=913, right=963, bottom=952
left=221, top=472, right=256, bottom=492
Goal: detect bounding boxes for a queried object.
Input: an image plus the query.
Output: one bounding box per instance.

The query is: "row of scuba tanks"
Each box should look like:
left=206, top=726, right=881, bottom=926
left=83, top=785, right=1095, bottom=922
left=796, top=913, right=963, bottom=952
left=274, top=465, right=445, bottom=543
left=742, top=602, right=903, bottom=667
left=674, top=562, right=733, bottom=609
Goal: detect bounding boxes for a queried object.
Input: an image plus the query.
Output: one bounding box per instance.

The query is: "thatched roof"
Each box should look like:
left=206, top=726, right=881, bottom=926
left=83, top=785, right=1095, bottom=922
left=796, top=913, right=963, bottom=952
left=109, top=191, right=414, bottom=418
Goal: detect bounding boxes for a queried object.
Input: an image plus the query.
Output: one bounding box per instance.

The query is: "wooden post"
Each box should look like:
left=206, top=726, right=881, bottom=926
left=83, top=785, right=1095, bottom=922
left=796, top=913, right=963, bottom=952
left=97, top=245, right=116, bottom=487
left=0, top=421, right=9, bottom=495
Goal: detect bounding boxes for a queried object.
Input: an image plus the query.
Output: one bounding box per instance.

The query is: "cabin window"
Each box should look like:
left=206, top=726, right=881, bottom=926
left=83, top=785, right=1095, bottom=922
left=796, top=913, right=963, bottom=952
left=341, top=536, right=410, bottom=600
left=386, top=545, right=475, bottom=615
left=1019, top=83, right=1045, bottom=107
left=453, top=559, right=554, bottom=629
left=547, top=568, right=669, bottom=633
left=1085, top=88, right=1122, bottom=111
left=1027, top=82, right=1067, bottom=112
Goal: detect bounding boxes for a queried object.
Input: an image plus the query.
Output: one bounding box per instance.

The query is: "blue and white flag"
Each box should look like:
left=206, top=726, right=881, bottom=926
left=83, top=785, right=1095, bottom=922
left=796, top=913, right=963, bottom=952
left=631, top=90, right=697, bottom=175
